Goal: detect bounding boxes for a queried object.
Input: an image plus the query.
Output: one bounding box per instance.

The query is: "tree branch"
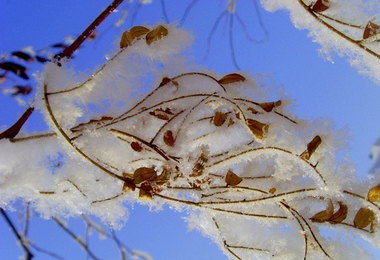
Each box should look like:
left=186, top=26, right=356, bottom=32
left=57, top=0, right=125, bottom=60
left=0, top=208, right=34, bottom=260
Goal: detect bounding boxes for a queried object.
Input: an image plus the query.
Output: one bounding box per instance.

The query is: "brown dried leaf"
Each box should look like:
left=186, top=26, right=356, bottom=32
left=258, top=100, right=282, bottom=112
left=149, top=108, right=170, bottom=120
left=164, top=130, right=175, bottom=146
left=146, top=25, right=168, bottom=45
left=310, top=200, right=334, bottom=223
left=227, top=118, right=234, bottom=126
left=139, top=189, right=153, bottom=200
left=300, top=135, right=322, bottom=160
left=218, top=73, right=246, bottom=84
left=328, top=202, right=348, bottom=223
left=312, top=0, right=330, bottom=12
left=368, top=183, right=380, bottom=202
left=190, top=151, right=208, bottom=177
left=363, top=21, right=380, bottom=39
left=246, top=119, right=269, bottom=139
left=269, top=188, right=276, bottom=194
left=354, top=208, right=375, bottom=229
left=247, top=107, right=259, bottom=114
left=212, top=111, right=228, bottom=126
left=159, top=77, right=171, bottom=87
left=133, top=167, right=157, bottom=184
left=122, top=182, right=136, bottom=191
left=225, top=170, right=243, bottom=186
left=120, top=26, right=150, bottom=48
left=131, top=142, right=143, bottom=152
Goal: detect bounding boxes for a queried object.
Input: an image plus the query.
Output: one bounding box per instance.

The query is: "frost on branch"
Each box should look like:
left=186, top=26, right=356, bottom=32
left=1, top=24, right=380, bottom=259
left=260, top=0, right=380, bottom=85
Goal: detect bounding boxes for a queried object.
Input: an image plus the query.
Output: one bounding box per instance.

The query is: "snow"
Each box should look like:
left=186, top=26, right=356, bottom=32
left=1, top=22, right=380, bottom=259
left=261, top=0, right=380, bottom=85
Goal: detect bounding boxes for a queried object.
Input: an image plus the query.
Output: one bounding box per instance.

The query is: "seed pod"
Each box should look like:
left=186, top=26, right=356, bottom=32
left=133, top=167, right=157, bottom=184
left=312, top=0, right=330, bottom=12
left=146, top=25, right=168, bottom=45
left=225, top=170, right=243, bottom=186
left=300, top=136, right=322, bottom=160
left=131, top=142, right=143, bottom=152
left=328, top=202, right=348, bottom=224
left=258, top=100, right=282, bottom=112
left=310, top=200, right=334, bottom=223
left=368, top=184, right=380, bottom=202
left=212, top=111, right=227, bottom=126
left=120, top=26, right=150, bottom=48
left=246, top=119, right=269, bottom=139
left=354, top=208, right=375, bottom=229
left=363, top=21, right=380, bottom=39
left=163, top=130, right=175, bottom=146
left=218, top=73, right=245, bottom=84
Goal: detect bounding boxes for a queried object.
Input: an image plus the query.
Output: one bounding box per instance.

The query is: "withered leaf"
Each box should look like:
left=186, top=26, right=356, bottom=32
left=363, top=21, right=380, bottom=39
left=159, top=77, right=171, bottom=87
left=258, top=100, right=282, bottom=112
left=312, top=0, right=330, bottom=12
left=269, top=188, right=276, bottom=194
left=35, top=55, right=50, bottom=63
left=133, top=167, right=157, bottom=184
left=139, top=189, right=153, bottom=200
left=310, top=200, right=334, bottom=223
left=146, top=25, right=168, bottom=45
left=246, top=119, right=269, bottom=139
left=149, top=108, right=170, bottom=120
left=218, top=73, right=246, bottom=84
left=11, top=86, right=33, bottom=96
left=328, top=202, right=348, bottom=223
left=190, top=151, right=208, bottom=177
left=247, top=107, right=259, bottom=114
left=163, top=130, right=175, bottom=147
left=131, top=141, right=143, bottom=152
left=120, top=26, right=150, bottom=48
left=11, top=51, right=34, bottom=62
left=0, top=62, right=29, bottom=79
left=300, top=135, right=322, bottom=160
left=51, top=43, right=69, bottom=48
left=122, top=182, right=136, bottom=191
left=368, top=183, right=380, bottom=202
left=225, top=170, right=243, bottom=186
left=139, top=183, right=153, bottom=200
left=227, top=118, right=234, bottom=126
left=354, top=207, right=375, bottom=229
left=191, top=163, right=204, bottom=177
left=212, top=111, right=227, bottom=126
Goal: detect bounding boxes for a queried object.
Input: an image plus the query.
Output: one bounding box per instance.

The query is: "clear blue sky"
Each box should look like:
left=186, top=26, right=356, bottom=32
left=1, top=1, right=380, bottom=259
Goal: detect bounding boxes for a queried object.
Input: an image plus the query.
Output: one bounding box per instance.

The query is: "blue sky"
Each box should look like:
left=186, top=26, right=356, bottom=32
left=1, top=0, right=380, bottom=259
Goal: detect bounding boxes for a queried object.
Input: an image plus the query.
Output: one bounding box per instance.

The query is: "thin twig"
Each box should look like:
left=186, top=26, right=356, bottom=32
left=53, top=217, right=99, bottom=260
left=57, top=0, right=125, bottom=60
left=0, top=208, right=34, bottom=260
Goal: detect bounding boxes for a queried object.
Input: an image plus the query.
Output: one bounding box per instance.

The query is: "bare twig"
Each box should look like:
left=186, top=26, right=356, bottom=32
left=53, top=216, right=100, bottom=260
left=57, top=0, right=125, bottom=60
left=0, top=208, right=34, bottom=260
